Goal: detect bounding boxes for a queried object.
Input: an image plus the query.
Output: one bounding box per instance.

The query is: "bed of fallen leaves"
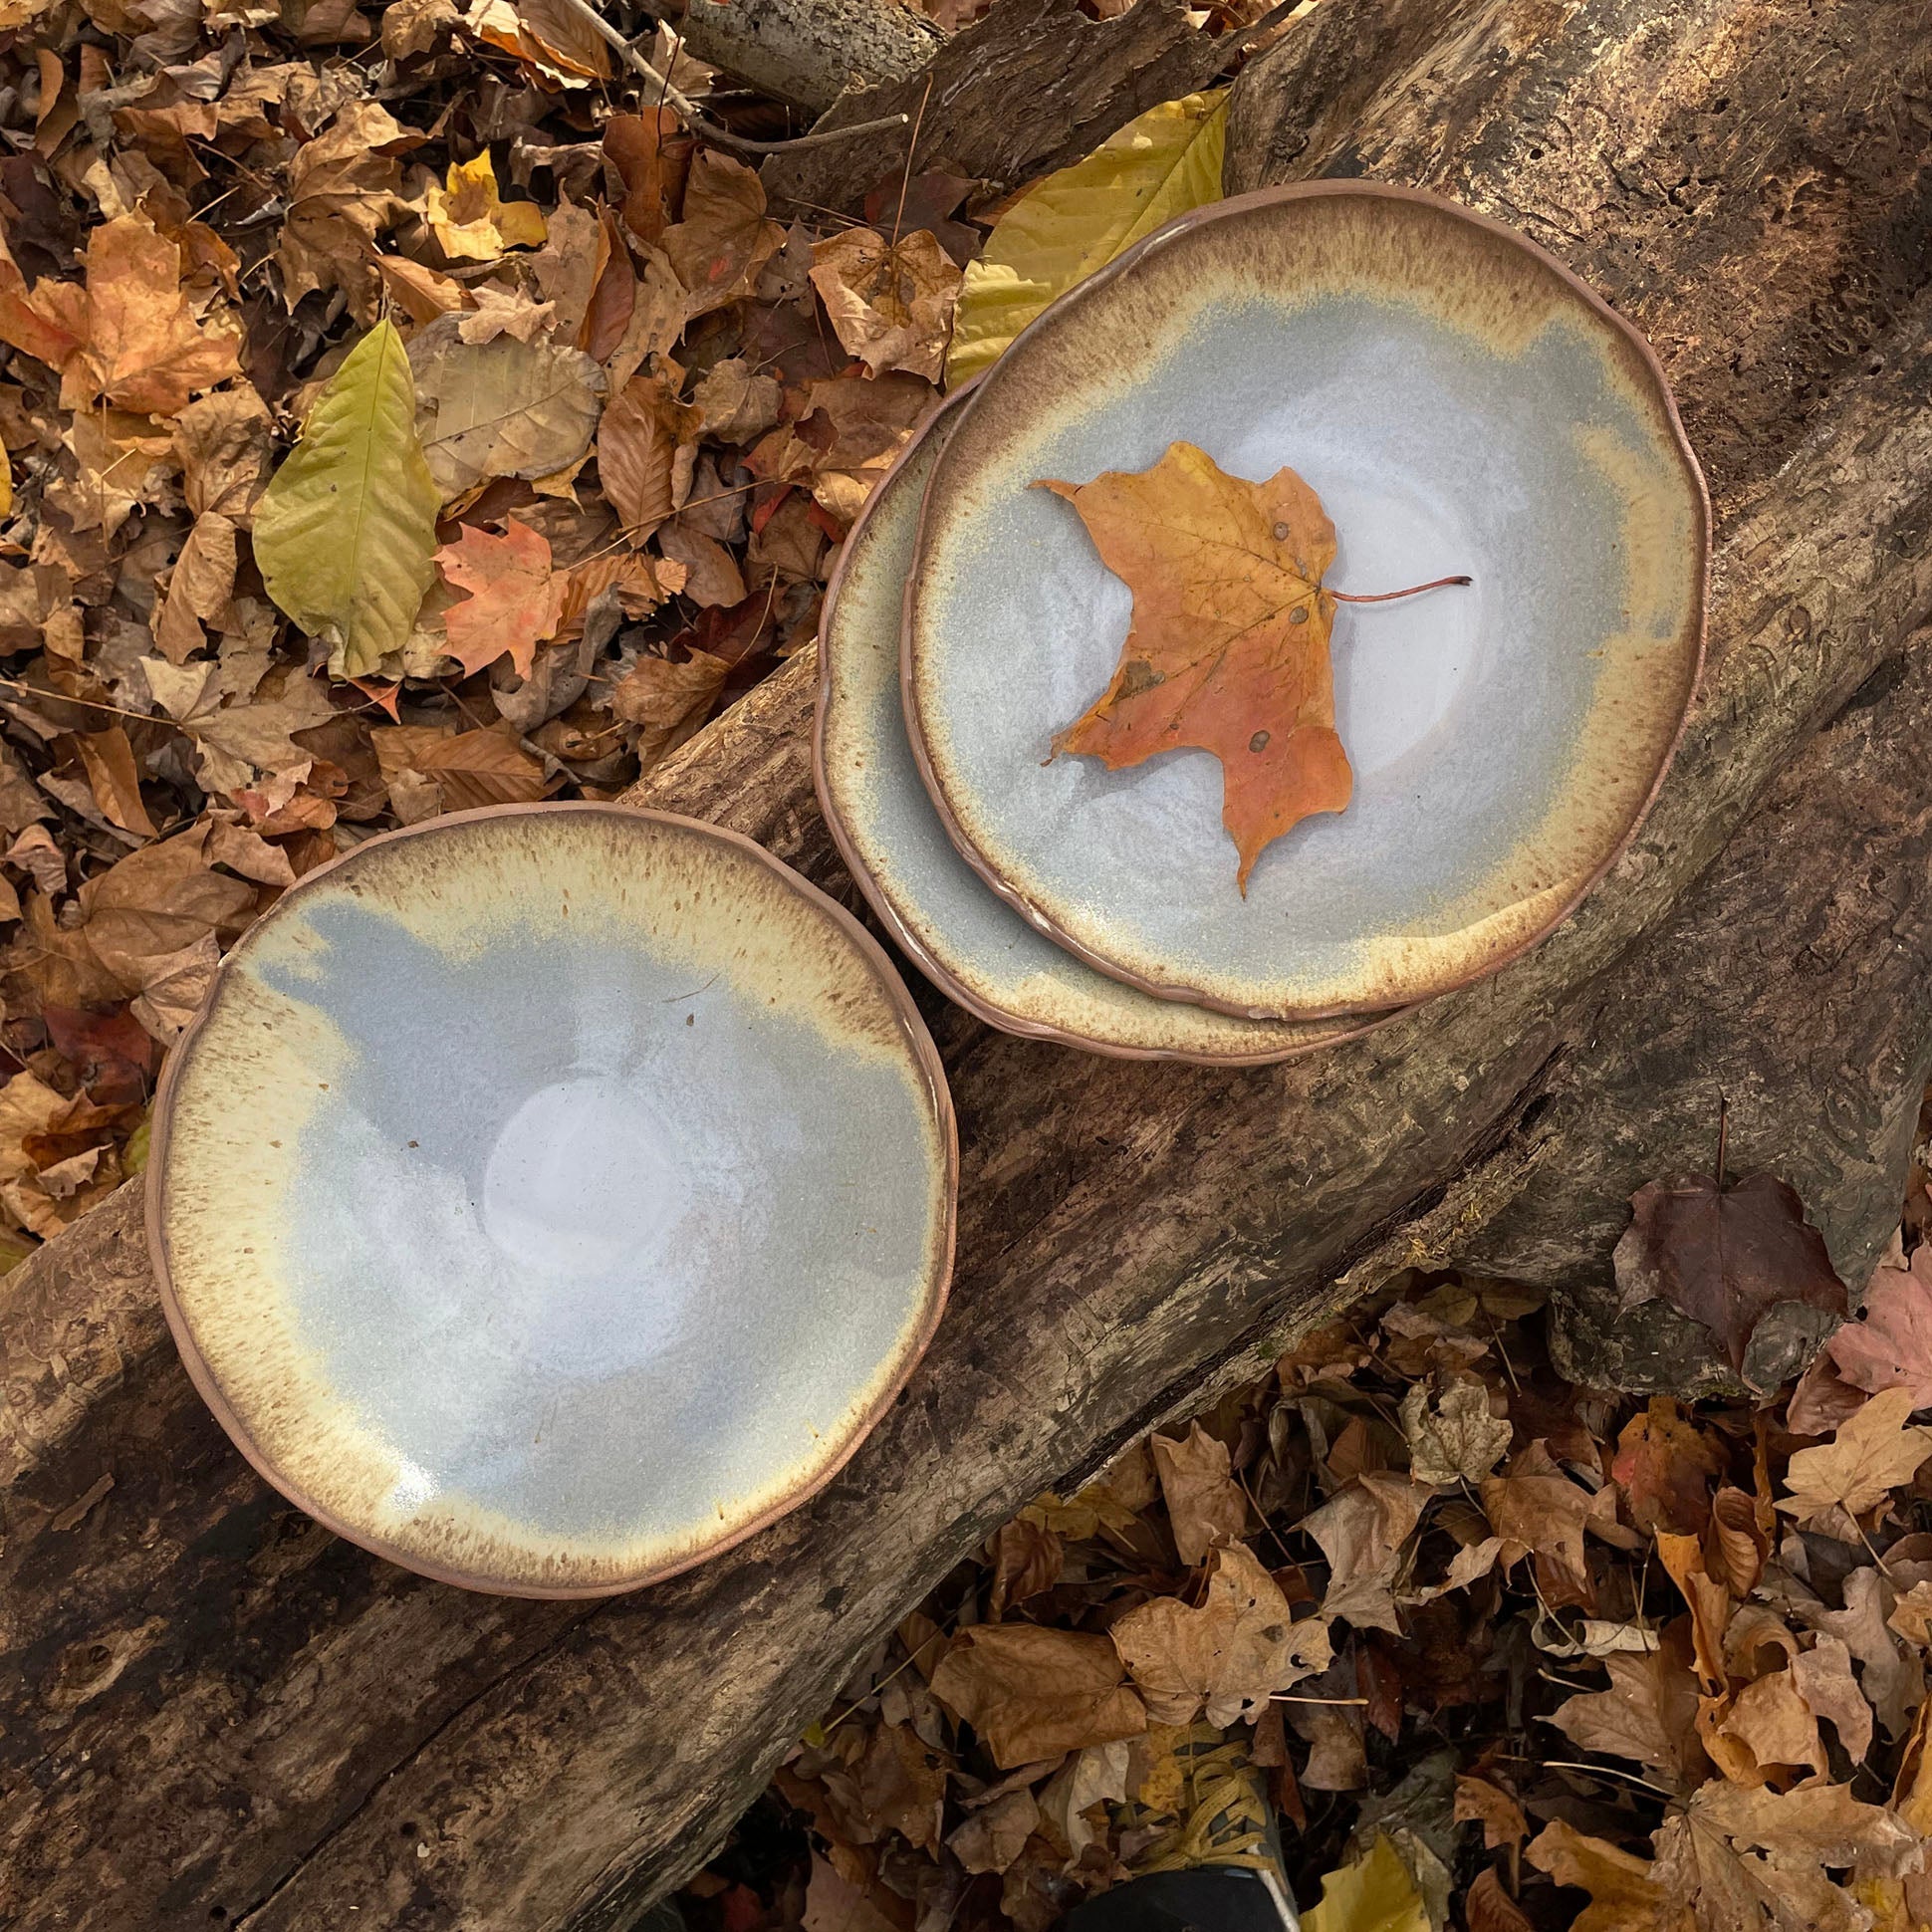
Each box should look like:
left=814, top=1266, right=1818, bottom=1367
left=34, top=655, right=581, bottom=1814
left=676, top=1105, right=1932, bottom=1932
left=0, top=0, right=1005, bottom=1261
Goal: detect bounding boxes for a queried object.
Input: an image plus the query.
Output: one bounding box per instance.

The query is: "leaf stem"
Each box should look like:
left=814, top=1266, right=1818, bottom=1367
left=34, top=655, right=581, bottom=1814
left=1330, top=575, right=1473, bottom=604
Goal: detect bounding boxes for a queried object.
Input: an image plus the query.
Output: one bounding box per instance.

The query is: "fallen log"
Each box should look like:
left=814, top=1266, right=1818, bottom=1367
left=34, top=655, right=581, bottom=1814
left=670, top=0, right=946, bottom=119
left=2, top=0, right=1930, bottom=1925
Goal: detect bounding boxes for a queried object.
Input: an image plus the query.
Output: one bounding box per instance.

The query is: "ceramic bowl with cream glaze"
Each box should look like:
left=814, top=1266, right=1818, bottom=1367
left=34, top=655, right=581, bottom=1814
left=904, top=182, right=1709, bottom=1021
left=147, top=805, right=956, bottom=1596
left=817, top=388, right=1397, bottom=1063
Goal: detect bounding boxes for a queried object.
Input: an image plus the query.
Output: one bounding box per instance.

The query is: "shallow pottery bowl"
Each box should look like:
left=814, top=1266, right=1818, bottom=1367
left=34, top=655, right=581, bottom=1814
left=818, top=388, right=1397, bottom=1063
left=148, top=805, right=956, bottom=1597
left=904, top=182, right=1710, bottom=1020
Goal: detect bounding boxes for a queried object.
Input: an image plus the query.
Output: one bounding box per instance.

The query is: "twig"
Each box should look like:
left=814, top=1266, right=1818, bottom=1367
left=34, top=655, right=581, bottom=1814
left=1268, top=1692, right=1369, bottom=1705
left=544, top=0, right=911, bottom=156
left=890, top=75, right=935, bottom=249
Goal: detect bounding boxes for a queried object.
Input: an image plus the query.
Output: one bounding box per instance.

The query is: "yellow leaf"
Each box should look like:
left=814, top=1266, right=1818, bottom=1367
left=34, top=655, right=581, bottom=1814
left=946, top=89, right=1227, bottom=387
left=253, top=319, right=442, bottom=678
left=426, top=152, right=549, bottom=263
left=1304, top=1833, right=1430, bottom=1932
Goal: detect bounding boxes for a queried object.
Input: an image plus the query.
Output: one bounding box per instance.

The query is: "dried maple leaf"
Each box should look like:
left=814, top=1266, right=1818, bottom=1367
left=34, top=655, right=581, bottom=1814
left=0, top=213, right=241, bottom=418
left=927, top=1623, right=1146, bottom=1769
left=1827, top=1240, right=1932, bottom=1407
left=1611, top=1397, right=1724, bottom=1537
left=1400, top=1373, right=1512, bottom=1484
left=1525, top=1821, right=1686, bottom=1932
left=1149, top=1421, right=1249, bottom=1567
left=1301, top=1471, right=1431, bottom=1634
left=1548, top=1636, right=1707, bottom=1792
left=436, top=520, right=564, bottom=680
left=1482, top=1446, right=1629, bottom=1614
left=1107, top=1539, right=1330, bottom=1725
left=1778, top=1386, right=1932, bottom=1525
left=1650, top=1780, right=1919, bottom=1932
left=425, top=152, right=549, bottom=263
left=809, top=228, right=962, bottom=383
left=1613, top=1168, right=1847, bottom=1389
left=662, top=149, right=784, bottom=321
left=1040, top=441, right=1352, bottom=892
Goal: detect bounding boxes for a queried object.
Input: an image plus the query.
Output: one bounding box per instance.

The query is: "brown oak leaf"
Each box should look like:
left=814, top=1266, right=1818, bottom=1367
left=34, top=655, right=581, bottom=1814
left=1040, top=441, right=1351, bottom=893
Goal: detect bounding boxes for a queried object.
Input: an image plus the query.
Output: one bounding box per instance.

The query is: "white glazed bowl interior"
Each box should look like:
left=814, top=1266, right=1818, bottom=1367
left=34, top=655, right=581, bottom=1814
left=151, top=807, right=954, bottom=1595
left=906, top=186, right=1707, bottom=1019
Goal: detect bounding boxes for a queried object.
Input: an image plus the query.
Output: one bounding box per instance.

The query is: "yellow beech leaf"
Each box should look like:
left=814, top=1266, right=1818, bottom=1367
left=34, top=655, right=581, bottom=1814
left=253, top=320, right=442, bottom=678
left=426, top=152, right=550, bottom=262
left=946, top=89, right=1227, bottom=386
left=1304, top=1833, right=1429, bottom=1932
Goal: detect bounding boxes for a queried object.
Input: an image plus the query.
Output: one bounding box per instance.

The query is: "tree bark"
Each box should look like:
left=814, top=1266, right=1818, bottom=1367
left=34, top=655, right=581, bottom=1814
left=758, top=0, right=1234, bottom=213
left=3, top=1, right=1930, bottom=1928
left=671, top=0, right=946, bottom=119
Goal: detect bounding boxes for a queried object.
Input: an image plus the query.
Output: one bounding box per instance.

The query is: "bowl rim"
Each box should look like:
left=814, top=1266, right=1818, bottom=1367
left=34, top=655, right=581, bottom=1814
left=145, top=799, right=959, bottom=1599
left=899, top=177, right=1714, bottom=1022
left=815, top=383, right=1403, bottom=1065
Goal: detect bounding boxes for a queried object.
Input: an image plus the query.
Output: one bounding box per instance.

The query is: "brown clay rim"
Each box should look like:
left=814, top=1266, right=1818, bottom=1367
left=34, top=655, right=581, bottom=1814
left=815, top=386, right=1408, bottom=1066
left=900, top=178, right=1714, bottom=1023
left=145, top=800, right=960, bottom=1600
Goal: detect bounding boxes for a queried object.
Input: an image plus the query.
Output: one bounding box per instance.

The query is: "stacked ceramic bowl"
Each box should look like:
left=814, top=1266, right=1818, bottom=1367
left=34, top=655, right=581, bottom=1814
left=816, top=182, right=1709, bottom=1064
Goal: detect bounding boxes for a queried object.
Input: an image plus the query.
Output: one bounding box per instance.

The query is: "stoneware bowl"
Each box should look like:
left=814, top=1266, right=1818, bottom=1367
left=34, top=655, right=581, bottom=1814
left=818, top=387, right=1396, bottom=1063
left=147, top=805, right=956, bottom=1597
left=904, top=182, right=1710, bottom=1020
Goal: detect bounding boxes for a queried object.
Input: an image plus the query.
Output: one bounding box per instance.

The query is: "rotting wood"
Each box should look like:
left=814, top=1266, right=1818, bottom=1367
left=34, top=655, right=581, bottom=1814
left=2, top=0, right=1930, bottom=1926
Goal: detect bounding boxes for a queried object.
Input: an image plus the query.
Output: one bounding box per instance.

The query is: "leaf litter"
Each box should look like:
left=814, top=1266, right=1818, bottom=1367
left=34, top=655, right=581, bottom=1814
left=685, top=1087, right=1932, bottom=1932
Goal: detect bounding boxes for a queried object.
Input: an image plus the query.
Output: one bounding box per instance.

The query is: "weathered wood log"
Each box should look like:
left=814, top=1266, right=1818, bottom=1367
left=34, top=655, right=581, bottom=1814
left=671, top=0, right=945, bottom=119
left=3, top=0, right=1930, bottom=1926
left=759, top=0, right=1232, bottom=213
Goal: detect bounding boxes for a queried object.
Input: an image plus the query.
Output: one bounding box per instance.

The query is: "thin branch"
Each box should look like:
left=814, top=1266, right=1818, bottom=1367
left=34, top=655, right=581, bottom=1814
left=545, top=0, right=911, bottom=156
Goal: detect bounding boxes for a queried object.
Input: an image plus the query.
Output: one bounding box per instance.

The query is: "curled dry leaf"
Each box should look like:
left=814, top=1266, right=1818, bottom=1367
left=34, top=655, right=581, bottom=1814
left=1612, top=1169, right=1847, bottom=1389
left=1779, top=1387, right=1932, bottom=1525
left=425, top=151, right=549, bottom=262
left=610, top=650, right=731, bottom=774
left=597, top=372, right=702, bottom=543
left=1400, top=1373, right=1512, bottom=1485
left=1302, top=1471, right=1431, bottom=1635
left=662, top=149, right=784, bottom=321
left=1149, top=1421, right=1248, bottom=1567
left=1041, top=441, right=1353, bottom=893
left=1611, top=1397, right=1724, bottom=1537
left=1482, top=1453, right=1626, bottom=1613
left=277, top=101, right=417, bottom=322
left=1454, top=1774, right=1529, bottom=1851
left=928, top=1624, right=1146, bottom=1771
left=1107, top=1539, right=1330, bottom=1726
left=1525, top=1820, right=1683, bottom=1932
